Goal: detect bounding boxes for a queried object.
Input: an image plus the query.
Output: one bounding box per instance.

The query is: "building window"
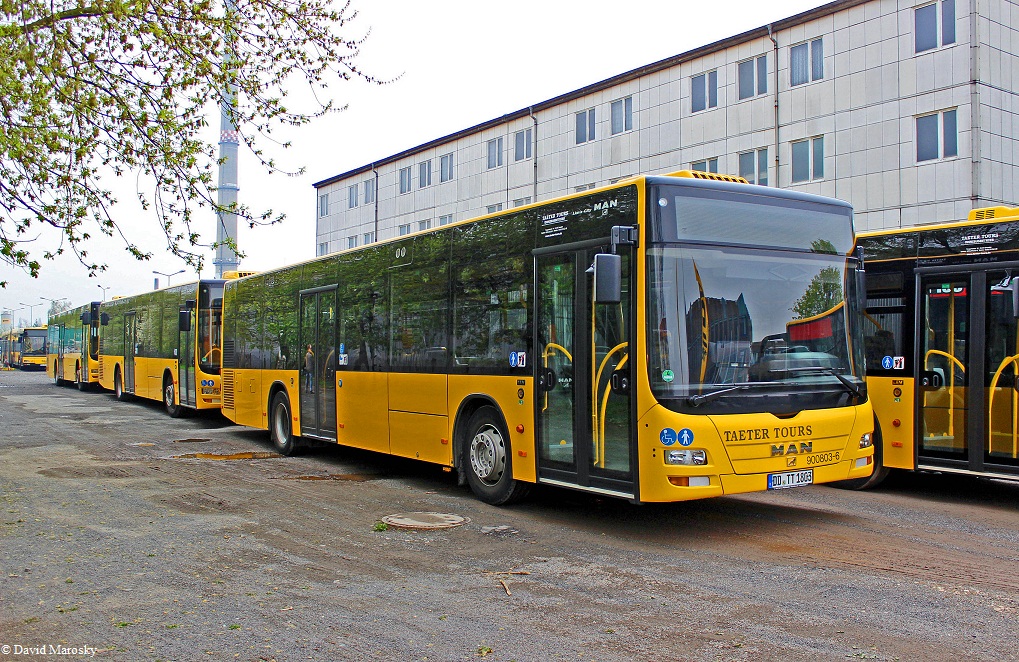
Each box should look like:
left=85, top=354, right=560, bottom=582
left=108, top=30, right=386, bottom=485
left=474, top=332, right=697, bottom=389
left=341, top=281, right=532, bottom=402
left=514, top=128, right=532, bottom=161
left=575, top=108, right=596, bottom=144
left=915, top=0, right=955, bottom=53
left=418, top=219, right=430, bottom=232
left=512, top=197, right=532, bottom=208
left=691, top=158, right=719, bottom=174
left=691, top=71, right=718, bottom=113
left=347, top=235, right=358, bottom=250
left=791, top=136, right=824, bottom=183
left=317, top=241, right=329, bottom=256
left=318, top=193, right=329, bottom=217
left=419, top=160, right=431, bottom=188
left=611, top=96, right=633, bottom=135
left=574, top=184, right=596, bottom=193
left=398, top=223, right=411, bottom=236
left=439, top=214, right=453, bottom=226
left=738, top=55, right=768, bottom=100
left=738, top=148, right=769, bottom=186
left=399, top=166, right=412, bottom=194
left=487, top=137, right=503, bottom=169
left=916, top=109, right=958, bottom=162
left=348, top=184, right=358, bottom=209
left=364, top=179, right=375, bottom=204
left=440, top=153, right=454, bottom=182
left=486, top=203, right=503, bottom=214
left=363, top=232, right=374, bottom=245
left=790, top=38, right=823, bottom=86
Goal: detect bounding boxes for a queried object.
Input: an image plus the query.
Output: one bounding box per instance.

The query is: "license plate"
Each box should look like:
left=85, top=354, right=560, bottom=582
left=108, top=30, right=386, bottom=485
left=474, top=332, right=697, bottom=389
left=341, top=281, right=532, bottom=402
left=767, top=469, right=813, bottom=490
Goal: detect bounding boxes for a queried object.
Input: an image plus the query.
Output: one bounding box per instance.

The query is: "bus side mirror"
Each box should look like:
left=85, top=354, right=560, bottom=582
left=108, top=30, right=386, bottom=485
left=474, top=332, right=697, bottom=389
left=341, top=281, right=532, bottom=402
left=590, top=253, right=621, bottom=304
left=99, top=313, right=110, bottom=326
left=80, top=312, right=92, bottom=325
left=178, top=307, right=191, bottom=332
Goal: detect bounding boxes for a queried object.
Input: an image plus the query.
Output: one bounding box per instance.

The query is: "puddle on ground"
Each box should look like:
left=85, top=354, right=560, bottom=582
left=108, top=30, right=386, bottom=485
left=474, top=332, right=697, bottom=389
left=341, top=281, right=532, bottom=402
left=173, top=438, right=212, bottom=444
left=279, top=473, right=379, bottom=482
left=129, top=443, right=156, bottom=447
left=171, top=451, right=281, bottom=461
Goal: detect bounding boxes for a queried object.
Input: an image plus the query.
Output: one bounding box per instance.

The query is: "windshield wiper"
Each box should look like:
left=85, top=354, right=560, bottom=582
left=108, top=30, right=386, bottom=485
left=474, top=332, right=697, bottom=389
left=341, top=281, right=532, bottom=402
left=784, top=366, right=864, bottom=398
left=686, top=384, right=755, bottom=407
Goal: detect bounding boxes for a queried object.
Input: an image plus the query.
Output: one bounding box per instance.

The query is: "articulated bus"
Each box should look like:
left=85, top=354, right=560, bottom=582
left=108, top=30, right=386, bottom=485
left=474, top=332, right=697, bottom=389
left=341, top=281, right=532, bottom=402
left=96, top=281, right=225, bottom=416
left=46, top=302, right=103, bottom=390
left=222, top=171, right=874, bottom=505
left=15, top=326, right=48, bottom=370
left=853, top=206, right=1019, bottom=487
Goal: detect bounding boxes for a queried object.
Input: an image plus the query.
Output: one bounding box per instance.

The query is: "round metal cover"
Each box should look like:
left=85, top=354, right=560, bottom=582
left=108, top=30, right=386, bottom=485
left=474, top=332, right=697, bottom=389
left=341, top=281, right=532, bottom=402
left=381, top=512, right=468, bottom=530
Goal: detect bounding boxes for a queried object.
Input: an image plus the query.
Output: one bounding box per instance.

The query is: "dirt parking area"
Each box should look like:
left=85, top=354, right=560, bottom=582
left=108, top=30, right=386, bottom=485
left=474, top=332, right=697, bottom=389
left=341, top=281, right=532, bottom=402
left=1, top=369, right=1018, bottom=661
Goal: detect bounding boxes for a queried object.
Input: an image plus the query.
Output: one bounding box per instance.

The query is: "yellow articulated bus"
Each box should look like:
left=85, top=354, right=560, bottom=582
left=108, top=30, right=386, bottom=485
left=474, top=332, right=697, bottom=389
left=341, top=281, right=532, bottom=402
left=851, top=206, right=1019, bottom=487
left=47, top=302, right=104, bottom=390
left=15, top=326, right=48, bottom=370
left=95, top=280, right=225, bottom=417
left=222, top=171, right=874, bottom=504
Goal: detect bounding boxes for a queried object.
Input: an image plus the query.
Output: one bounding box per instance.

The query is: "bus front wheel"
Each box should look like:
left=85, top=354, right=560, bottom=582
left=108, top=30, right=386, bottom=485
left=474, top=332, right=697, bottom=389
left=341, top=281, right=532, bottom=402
left=462, top=406, right=529, bottom=505
left=75, top=365, right=89, bottom=392
left=163, top=374, right=184, bottom=418
left=269, top=391, right=299, bottom=456
left=114, top=371, right=130, bottom=401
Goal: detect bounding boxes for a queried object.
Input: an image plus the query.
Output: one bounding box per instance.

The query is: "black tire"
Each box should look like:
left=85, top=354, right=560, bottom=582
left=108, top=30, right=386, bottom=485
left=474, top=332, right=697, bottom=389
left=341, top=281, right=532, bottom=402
left=462, top=406, right=530, bottom=505
left=831, top=420, right=890, bottom=490
left=52, top=362, right=64, bottom=386
left=269, top=391, right=299, bottom=456
left=75, top=365, right=89, bottom=391
left=114, top=370, right=130, bottom=401
left=163, top=374, right=184, bottom=418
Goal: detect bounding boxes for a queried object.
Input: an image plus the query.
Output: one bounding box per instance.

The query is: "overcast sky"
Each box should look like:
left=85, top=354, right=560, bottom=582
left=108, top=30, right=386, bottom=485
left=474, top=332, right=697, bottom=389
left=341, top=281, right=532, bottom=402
left=3, top=0, right=826, bottom=325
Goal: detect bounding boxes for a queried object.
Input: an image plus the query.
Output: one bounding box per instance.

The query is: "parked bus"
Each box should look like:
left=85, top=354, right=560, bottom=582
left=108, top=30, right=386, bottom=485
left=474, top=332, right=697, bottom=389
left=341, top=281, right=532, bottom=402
left=852, top=206, right=1019, bottom=487
left=97, top=280, right=225, bottom=417
left=15, top=326, right=48, bottom=370
left=47, top=302, right=103, bottom=390
left=221, top=171, right=874, bottom=504
left=1, top=331, right=16, bottom=368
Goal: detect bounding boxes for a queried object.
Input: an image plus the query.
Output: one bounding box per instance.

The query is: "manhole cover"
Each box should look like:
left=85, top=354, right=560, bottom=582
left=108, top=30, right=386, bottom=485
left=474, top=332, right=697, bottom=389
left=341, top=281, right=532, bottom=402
left=380, top=512, right=468, bottom=530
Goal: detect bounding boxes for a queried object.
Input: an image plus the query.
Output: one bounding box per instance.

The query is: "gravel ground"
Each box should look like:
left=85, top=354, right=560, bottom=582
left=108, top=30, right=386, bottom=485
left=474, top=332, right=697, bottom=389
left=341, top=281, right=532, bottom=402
left=1, top=368, right=1018, bottom=661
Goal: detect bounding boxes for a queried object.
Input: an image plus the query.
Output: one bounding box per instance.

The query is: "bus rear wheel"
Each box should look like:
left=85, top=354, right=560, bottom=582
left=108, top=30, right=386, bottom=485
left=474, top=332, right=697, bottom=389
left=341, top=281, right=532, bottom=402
left=163, top=375, right=184, bottom=418
left=269, top=391, right=299, bottom=456
left=52, top=362, right=63, bottom=386
left=75, top=366, right=89, bottom=392
left=114, top=370, right=130, bottom=401
left=462, top=406, right=529, bottom=505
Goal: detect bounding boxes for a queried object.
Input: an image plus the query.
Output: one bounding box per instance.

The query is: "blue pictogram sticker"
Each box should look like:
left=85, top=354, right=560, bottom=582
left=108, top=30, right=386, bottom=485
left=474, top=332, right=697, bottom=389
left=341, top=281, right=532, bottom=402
left=660, top=428, right=678, bottom=446
left=678, top=428, right=694, bottom=446
left=509, top=352, right=519, bottom=368
left=881, top=355, right=894, bottom=370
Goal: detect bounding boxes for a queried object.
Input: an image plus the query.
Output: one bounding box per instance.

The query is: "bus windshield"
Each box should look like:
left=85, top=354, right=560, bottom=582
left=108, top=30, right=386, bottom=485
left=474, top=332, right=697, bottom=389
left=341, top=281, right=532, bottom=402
left=647, top=244, right=865, bottom=415
left=21, top=329, right=47, bottom=356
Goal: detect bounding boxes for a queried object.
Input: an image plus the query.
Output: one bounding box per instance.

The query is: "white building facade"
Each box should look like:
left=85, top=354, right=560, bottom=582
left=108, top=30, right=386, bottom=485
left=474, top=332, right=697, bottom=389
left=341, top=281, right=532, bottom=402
left=313, top=0, right=1019, bottom=255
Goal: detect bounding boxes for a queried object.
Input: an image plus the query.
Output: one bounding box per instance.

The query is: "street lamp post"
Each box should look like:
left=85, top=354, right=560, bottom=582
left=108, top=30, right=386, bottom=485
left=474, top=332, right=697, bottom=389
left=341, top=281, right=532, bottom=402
left=98, top=285, right=110, bottom=301
left=18, top=302, right=37, bottom=326
left=152, top=269, right=185, bottom=288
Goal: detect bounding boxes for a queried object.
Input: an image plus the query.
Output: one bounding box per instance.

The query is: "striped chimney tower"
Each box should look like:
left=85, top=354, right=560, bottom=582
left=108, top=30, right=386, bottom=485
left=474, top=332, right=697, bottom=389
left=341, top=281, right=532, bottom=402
left=213, top=0, right=240, bottom=278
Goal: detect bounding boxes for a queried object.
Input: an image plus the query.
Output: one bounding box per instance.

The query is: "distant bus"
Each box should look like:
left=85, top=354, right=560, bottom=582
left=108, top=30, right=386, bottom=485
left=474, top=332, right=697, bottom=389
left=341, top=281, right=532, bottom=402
left=95, top=281, right=225, bottom=416
left=15, top=326, right=48, bottom=370
left=221, top=171, right=874, bottom=504
left=1, top=332, right=17, bottom=368
left=851, top=206, right=1019, bottom=486
left=47, top=302, right=103, bottom=390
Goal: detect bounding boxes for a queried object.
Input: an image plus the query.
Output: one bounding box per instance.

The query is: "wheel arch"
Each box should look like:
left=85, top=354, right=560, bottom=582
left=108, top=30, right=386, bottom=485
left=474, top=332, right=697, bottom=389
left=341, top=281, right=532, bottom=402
left=266, top=380, right=293, bottom=432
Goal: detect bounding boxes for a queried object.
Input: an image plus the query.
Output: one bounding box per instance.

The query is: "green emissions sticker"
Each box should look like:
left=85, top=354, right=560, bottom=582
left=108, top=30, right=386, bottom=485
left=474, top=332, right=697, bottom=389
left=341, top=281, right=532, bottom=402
left=662, top=369, right=675, bottom=383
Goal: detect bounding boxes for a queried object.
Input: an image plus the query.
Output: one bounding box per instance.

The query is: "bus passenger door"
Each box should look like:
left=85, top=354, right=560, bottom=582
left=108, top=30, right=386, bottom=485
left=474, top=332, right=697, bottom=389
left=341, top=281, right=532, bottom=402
left=124, top=312, right=138, bottom=393
left=535, top=248, right=635, bottom=498
left=178, top=304, right=196, bottom=408
left=299, top=288, right=337, bottom=441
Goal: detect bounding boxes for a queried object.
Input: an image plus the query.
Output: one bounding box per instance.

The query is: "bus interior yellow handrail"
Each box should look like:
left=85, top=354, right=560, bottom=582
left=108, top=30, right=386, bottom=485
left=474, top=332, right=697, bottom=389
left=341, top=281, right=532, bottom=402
left=597, top=353, right=629, bottom=468
left=924, top=349, right=966, bottom=438
left=592, top=342, right=629, bottom=465
left=987, top=354, right=1019, bottom=458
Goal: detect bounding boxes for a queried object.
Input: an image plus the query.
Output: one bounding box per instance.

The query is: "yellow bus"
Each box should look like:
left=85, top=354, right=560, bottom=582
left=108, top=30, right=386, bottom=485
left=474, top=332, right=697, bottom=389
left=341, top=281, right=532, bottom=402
left=851, top=206, right=1019, bottom=486
left=96, top=280, right=225, bottom=417
left=15, top=326, right=48, bottom=370
left=47, top=302, right=104, bottom=390
left=1, top=331, right=16, bottom=369
left=222, top=171, right=874, bottom=504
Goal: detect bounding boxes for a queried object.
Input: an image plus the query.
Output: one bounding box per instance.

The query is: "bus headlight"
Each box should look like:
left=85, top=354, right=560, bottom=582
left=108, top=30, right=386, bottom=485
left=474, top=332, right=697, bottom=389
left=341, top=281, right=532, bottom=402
left=665, top=449, right=707, bottom=465
left=859, top=433, right=873, bottom=449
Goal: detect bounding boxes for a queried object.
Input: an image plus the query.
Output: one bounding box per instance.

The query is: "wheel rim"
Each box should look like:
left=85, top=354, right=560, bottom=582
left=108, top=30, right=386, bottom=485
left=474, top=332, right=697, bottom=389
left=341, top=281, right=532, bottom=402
left=115, top=376, right=122, bottom=396
left=273, top=401, right=290, bottom=444
left=164, top=382, right=174, bottom=407
left=470, top=424, right=506, bottom=486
